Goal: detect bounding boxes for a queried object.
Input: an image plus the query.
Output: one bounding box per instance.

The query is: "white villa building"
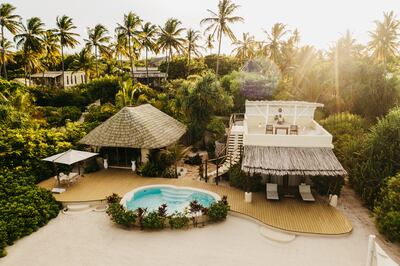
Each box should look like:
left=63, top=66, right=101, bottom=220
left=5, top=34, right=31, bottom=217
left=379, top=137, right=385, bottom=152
left=207, top=100, right=346, bottom=196
left=30, top=71, right=86, bottom=88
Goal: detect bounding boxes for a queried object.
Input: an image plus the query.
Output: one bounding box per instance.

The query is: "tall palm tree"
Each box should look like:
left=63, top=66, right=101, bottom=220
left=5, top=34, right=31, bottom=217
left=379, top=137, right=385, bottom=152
left=185, top=28, right=203, bottom=75
left=0, top=3, right=21, bottom=79
left=231, top=32, right=255, bottom=61
left=368, top=11, right=400, bottom=72
left=263, top=23, right=289, bottom=64
left=85, top=24, right=110, bottom=78
left=200, top=0, right=243, bottom=76
left=116, top=12, right=142, bottom=78
left=138, top=22, right=158, bottom=83
left=55, top=15, right=79, bottom=88
left=205, top=34, right=214, bottom=54
left=112, top=34, right=128, bottom=75
left=14, top=17, right=44, bottom=85
left=157, top=18, right=185, bottom=78
left=70, top=48, right=96, bottom=83
left=41, top=30, right=60, bottom=76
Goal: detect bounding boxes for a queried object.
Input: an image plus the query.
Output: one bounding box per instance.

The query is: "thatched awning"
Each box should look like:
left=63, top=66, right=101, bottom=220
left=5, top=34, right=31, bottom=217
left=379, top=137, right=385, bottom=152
left=242, top=146, right=347, bottom=176
left=79, top=104, right=186, bottom=149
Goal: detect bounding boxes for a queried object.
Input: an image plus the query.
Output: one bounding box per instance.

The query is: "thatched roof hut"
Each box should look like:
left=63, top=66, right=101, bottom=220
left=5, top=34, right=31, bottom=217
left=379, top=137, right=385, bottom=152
left=79, top=104, right=186, bottom=149
left=241, top=145, right=347, bottom=176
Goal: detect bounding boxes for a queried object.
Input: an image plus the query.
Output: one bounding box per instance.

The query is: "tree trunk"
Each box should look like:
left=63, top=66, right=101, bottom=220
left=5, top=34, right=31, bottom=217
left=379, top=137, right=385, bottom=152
left=216, top=30, right=222, bottom=76
left=61, top=44, right=65, bottom=89
left=128, top=34, right=134, bottom=80
left=145, top=46, right=149, bottom=84
left=166, top=47, right=171, bottom=80
left=1, top=26, right=7, bottom=80
left=95, top=45, right=99, bottom=78
left=187, top=47, right=191, bottom=76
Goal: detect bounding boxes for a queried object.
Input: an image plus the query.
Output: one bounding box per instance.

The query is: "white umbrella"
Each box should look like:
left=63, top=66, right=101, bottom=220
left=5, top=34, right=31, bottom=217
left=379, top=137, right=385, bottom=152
left=43, top=149, right=98, bottom=186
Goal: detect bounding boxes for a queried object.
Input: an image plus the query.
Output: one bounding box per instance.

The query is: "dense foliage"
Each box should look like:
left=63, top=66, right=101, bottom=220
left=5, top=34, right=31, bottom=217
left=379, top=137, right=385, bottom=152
left=228, top=164, right=263, bottom=192
left=208, top=197, right=230, bottom=222
left=374, top=174, right=400, bottom=242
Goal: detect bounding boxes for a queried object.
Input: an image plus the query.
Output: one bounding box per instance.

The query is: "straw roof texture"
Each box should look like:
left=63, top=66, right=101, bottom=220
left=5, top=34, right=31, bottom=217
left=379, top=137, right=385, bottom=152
left=79, top=104, right=186, bottom=149
left=242, top=145, right=347, bottom=176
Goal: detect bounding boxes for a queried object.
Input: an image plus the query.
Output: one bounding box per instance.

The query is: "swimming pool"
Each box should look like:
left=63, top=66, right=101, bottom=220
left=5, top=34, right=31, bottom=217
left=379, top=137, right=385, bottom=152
left=121, top=185, right=220, bottom=214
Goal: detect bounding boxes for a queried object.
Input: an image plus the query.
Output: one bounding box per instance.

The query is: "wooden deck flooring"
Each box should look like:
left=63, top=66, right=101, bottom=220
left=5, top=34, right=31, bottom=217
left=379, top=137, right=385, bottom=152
left=39, top=169, right=352, bottom=235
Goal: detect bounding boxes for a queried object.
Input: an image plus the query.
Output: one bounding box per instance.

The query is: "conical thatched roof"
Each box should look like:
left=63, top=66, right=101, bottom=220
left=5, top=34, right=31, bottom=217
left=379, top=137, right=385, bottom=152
left=79, top=104, right=186, bottom=149
left=242, top=145, right=347, bottom=176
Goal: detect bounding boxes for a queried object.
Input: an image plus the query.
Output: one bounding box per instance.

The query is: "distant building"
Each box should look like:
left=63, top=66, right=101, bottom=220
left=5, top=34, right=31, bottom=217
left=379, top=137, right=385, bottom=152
left=132, top=67, right=167, bottom=87
left=30, top=71, right=86, bottom=88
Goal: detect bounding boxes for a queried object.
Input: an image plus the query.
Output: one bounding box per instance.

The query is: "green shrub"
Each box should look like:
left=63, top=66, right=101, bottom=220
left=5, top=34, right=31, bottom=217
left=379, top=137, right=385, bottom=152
left=84, top=103, right=118, bottom=123
left=0, top=221, right=7, bottom=257
left=37, top=106, right=82, bottom=127
left=106, top=203, right=137, bottom=228
left=169, top=213, right=190, bottom=229
left=208, top=198, right=230, bottom=222
left=374, top=174, right=400, bottom=242
left=80, top=76, right=121, bottom=104
left=142, top=211, right=165, bottom=230
left=311, top=176, right=344, bottom=196
left=228, top=164, right=263, bottom=192
left=106, top=193, right=121, bottom=204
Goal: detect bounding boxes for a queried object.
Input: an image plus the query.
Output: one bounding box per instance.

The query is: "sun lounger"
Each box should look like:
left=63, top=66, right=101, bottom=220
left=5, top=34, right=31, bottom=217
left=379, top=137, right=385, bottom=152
left=266, top=183, right=279, bottom=200
left=299, top=184, right=315, bottom=201
left=51, top=187, right=66, bottom=194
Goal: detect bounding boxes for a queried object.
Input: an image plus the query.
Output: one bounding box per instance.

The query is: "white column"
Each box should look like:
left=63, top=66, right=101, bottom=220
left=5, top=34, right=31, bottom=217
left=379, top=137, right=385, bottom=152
left=141, top=149, right=150, bottom=163
left=365, top=235, right=376, bottom=266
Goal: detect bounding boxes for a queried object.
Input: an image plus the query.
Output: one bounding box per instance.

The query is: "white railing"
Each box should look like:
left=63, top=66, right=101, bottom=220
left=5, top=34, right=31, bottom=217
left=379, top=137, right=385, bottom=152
left=366, top=235, right=398, bottom=266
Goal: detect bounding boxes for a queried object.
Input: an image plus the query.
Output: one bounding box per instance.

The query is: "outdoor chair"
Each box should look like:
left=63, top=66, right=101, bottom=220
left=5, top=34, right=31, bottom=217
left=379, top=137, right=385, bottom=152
left=290, top=125, right=299, bottom=135
left=266, top=183, right=279, bottom=200
left=299, top=184, right=315, bottom=201
left=266, top=124, right=274, bottom=134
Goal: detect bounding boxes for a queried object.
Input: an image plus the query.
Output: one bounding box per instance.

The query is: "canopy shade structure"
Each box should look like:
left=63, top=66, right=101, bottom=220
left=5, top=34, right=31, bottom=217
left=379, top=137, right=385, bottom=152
left=42, top=149, right=98, bottom=165
left=241, top=145, right=347, bottom=176
left=79, top=104, right=186, bottom=149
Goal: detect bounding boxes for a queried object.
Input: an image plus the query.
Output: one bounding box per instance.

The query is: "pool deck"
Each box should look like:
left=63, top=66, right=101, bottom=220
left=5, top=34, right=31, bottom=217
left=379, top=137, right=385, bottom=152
left=38, top=169, right=352, bottom=235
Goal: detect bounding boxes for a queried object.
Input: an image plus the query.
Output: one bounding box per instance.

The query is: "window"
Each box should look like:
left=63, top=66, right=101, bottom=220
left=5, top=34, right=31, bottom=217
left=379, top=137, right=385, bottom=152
left=75, top=76, right=77, bottom=84
left=66, top=76, right=69, bottom=85
left=81, top=75, right=84, bottom=82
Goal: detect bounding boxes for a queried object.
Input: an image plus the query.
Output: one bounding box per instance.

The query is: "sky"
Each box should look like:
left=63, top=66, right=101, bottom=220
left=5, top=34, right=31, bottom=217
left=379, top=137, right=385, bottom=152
left=5, top=0, right=400, bottom=56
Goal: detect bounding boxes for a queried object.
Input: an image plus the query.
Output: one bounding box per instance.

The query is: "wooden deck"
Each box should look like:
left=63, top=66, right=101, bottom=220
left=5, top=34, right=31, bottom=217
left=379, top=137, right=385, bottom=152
left=39, top=169, right=352, bottom=235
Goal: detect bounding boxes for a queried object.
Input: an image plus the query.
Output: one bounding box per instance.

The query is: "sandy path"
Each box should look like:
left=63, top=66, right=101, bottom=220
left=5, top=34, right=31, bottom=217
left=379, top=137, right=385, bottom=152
left=1, top=211, right=369, bottom=266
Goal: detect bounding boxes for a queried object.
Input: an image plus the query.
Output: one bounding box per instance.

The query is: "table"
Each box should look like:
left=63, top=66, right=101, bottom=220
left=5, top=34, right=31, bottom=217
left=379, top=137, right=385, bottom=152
left=274, top=125, right=289, bottom=135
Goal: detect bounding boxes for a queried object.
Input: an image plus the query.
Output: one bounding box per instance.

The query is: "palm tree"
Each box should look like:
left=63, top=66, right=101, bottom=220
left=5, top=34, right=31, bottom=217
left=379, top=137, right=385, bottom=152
left=14, top=17, right=44, bottom=85
left=111, top=34, right=128, bottom=75
left=157, top=18, right=185, bottom=78
left=41, top=30, right=60, bottom=76
left=368, top=11, right=400, bottom=72
left=263, top=23, right=289, bottom=64
left=0, top=39, right=14, bottom=68
left=0, top=3, right=21, bottom=79
left=231, top=32, right=256, bottom=61
left=205, top=34, right=214, bottom=54
left=116, top=12, right=142, bottom=78
left=138, top=22, right=158, bottom=83
left=200, top=0, right=243, bottom=76
left=85, top=24, right=110, bottom=78
left=185, top=29, right=203, bottom=75
left=70, top=48, right=96, bottom=82
left=55, top=15, right=79, bottom=88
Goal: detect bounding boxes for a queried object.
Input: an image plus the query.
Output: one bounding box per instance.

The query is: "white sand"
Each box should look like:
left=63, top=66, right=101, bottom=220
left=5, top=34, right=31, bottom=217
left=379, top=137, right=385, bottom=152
left=1, top=211, right=369, bottom=266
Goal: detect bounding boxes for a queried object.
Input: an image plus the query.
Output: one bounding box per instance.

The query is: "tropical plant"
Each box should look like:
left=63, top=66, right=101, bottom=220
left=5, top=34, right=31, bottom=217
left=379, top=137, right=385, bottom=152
left=0, top=39, right=14, bottom=67
left=167, top=144, right=185, bottom=178
left=231, top=32, right=256, bottom=61
left=85, top=24, right=110, bottom=77
left=368, top=11, right=400, bottom=71
left=201, top=0, right=243, bottom=76
left=185, top=29, right=203, bottom=75
left=55, top=15, right=79, bottom=88
left=169, top=212, right=189, bottom=229
left=115, top=12, right=142, bottom=78
left=14, top=17, right=44, bottom=85
left=157, top=18, right=185, bottom=77
left=205, top=34, right=214, bottom=54
left=0, top=3, right=21, bottom=79
left=106, top=202, right=137, bottom=228
left=70, top=48, right=96, bottom=82
left=208, top=198, right=230, bottom=222
left=138, top=22, right=158, bottom=82
left=262, top=23, right=289, bottom=64
left=112, top=33, right=128, bottom=74
left=41, top=30, right=60, bottom=73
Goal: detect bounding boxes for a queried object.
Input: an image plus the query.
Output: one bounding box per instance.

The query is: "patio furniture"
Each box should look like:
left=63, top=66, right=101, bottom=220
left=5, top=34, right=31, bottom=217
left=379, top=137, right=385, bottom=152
left=299, top=184, right=315, bottom=201
left=266, top=183, right=279, bottom=200
left=290, top=125, right=298, bottom=135
left=275, top=125, right=289, bottom=135
left=266, top=124, right=274, bottom=134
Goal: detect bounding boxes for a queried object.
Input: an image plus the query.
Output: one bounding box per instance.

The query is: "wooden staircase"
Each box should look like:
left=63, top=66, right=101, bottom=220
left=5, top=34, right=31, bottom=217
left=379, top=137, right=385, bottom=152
left=203, top=113, right=245, bottom=183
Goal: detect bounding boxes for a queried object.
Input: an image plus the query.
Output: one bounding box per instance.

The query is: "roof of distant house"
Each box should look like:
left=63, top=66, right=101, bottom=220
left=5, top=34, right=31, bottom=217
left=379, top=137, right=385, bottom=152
left=30, top=71, right=85, bottom=78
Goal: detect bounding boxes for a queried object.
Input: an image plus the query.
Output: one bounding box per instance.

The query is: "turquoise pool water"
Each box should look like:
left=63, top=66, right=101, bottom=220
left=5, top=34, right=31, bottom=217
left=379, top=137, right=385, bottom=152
left=125, top=186, right=216, bottom=214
